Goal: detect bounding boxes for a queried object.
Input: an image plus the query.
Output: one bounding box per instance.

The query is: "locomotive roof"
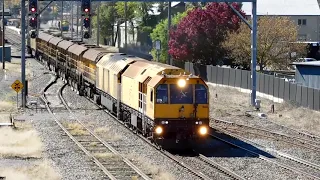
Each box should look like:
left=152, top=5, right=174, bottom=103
left=122, top=60, right=153, bottom=79
left=38, top=33, right=54, bottom=42
left=57, top=40, right=74, bottom=50
left=49, top=36, right=63, bottom=46
left=83, top=47, right=119, bottom=62
left=68, top=44, right=88, bottom=56
left=96, top=53, right=137, bottom=74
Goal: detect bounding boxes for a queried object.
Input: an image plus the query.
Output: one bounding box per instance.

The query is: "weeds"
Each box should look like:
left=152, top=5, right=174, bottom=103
left=0, top=127, right=42, bottom=158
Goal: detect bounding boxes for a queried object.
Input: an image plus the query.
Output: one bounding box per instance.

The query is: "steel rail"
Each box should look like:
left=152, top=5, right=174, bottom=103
left=210, top=131, right=320, bottom=180
left=41, top=79, right=118, bottom=180
left=58, top=83, right=152, bottom=180
left=214, top=126, right=320, bottom=172
left=197, top=153, right=246, bottom=180
left=213, top=118, right=320, bottom=150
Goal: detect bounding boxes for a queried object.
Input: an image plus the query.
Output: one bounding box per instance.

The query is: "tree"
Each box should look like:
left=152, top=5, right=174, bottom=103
left=223, top=16, right=306, bottom=71
left=150, top=11, right=189, bottom=63
left=168, top=2, right=245, bottom=65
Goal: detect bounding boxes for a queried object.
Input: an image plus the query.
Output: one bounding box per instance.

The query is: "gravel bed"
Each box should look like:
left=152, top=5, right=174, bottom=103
left=176, top=155, right=233, bottom=179
left=209, top=85, right=320, bottom=139
left=205, top=133, right=315, bottom=180
left=16, top=112, right=107, bottom=180
left=15, top=76, right=109, bottom=180
left=62, top=85, right=202, bottom=180
left=226, top=136, right=320, bottom=178
left=225, top=130, right=320, bottom=163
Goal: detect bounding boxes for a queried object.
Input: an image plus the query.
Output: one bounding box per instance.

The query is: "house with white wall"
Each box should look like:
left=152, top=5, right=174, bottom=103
left=242, top=0, right=320, bottom=41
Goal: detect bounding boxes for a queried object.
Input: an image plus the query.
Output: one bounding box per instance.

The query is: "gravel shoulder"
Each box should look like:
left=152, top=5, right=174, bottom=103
left=0, top=57, right=111, bottom=180
left=209, top=84, right=320, bottom=174
left=0, top=57, right=61, bottom=179
left=209, top=84, right=320, bottom=137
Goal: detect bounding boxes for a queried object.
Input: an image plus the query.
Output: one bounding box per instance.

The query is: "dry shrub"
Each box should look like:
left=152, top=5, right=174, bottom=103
left=0, top=127, right=42, bottom=158
left=93, top=152, right=120, bottom=160
left=126, top=154, right=175, bottom=180
left=268, top=102, right=320, bottom=135
left=94, top=127, right=122, bottom=141
left=0, top=101, right=15, bottom=112
left=89, top=142, right=99, bottom=147
left=65, top=122, right=89, bottom=136
left=0, top=159, right=61, bottom=180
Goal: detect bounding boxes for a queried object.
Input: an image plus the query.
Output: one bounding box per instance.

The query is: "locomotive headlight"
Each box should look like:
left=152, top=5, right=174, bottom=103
left=177, top=79, right=186, bottom=88
left=155, top=126, right=163, bottom=134
left=199, top=126, right=207, bottom=135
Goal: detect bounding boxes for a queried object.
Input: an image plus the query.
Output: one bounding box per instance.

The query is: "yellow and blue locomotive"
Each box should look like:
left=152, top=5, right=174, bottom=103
left=30, top=32, right=210, bottom=148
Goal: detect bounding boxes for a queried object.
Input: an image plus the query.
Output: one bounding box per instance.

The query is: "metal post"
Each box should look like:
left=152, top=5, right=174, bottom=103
left=111, top=2, right=114, bottom=46
left=76, top=2, right=79, bottom=38
left=167, top=1, right=171, bottom=65
left=60, top=1, right=63, bottom=38
left=71, top=1, right=73, bottom=39
left=96, top=2, right=99, bottom=46
left=251, top=1, right=257, bottom=106
left=2, top=0, right=5, bottom=70
left=80, top=14, right=83, bottom=41
left=21, top=0, right=26, bottom=108
left=124, top=1, right=127, bottom=50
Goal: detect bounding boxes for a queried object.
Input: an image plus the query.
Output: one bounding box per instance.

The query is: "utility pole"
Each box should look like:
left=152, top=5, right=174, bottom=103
left=71, top=1, right=73, bottom=39
left=167, top=1, right=171, bottom=65
left=2, top=0, right=5, bottom=70
left=76, top=2, right=79, bottom=38
left=21, top=0, right=26, bottom=108
left=96, top=2, right=99, bottom=46
left=124, top=1, right=127, bottom=50
left=60, top=1, right=63, bottom=38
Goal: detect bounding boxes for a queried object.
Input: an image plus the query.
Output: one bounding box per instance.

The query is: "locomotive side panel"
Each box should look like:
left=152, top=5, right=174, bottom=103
left=121, top=76, right=139, bottom=109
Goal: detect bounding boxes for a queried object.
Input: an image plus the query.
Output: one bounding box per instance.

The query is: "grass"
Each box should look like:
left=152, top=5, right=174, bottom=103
left=65, top=122, right=89, bottom=136
left=0, top=159, right=61, bottom=180
left=209, top=84, right=320, bottom=136
left=93, top=152, right=120, bottom=160
left=126, top=154, right=175, bottom=180
left=0, top=101, right=15, bottom=112
left=94, top=127, right=122, bottom=142
left=0, top=127, right=42, bottom=158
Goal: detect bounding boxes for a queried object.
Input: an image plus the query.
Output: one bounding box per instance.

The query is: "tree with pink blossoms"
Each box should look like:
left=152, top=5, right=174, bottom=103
left=168, top=2, right=245, bottom=65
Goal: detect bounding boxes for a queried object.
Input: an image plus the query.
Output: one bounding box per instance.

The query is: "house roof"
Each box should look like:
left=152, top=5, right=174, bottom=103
left=242, top=0, right=320, bottom=16
left=291, top=61, right=320, bottom=67
left=148, top=2, right=183, bottom=15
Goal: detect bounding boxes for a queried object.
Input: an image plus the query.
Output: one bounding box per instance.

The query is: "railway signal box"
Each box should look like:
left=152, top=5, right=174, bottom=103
left=81, top=0, right=91, bottom=39
left=28, top=0, right=38, bottom=38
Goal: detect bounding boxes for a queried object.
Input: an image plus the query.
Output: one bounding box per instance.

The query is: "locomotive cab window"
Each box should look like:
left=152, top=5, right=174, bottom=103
left=170, top=84, right=193, bottom=104
left=150, top=90, right=153, bottom=102
left=156, top=84, right=168, bottom=104
left=195, top=84, right=208, bottom=104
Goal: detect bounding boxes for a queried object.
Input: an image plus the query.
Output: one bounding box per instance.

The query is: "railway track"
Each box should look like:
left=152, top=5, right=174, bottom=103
left=213, top=118, right=320, bottom=151
left=210, top=129, right=320, bottom=179
left=41, top=78, right=152, bottom=180
left=5, top=28, right=22, bottom=49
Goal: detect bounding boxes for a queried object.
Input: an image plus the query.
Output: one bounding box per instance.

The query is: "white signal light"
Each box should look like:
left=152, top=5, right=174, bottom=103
left=84, top=8, right=89, bottom=12
left=199, top=126, right=207, bottom=135
left=177, top=79, right=186, bottom=88
left=31, top=7, right=36, bottom=12
left=155, top=126, right=163, bottom=134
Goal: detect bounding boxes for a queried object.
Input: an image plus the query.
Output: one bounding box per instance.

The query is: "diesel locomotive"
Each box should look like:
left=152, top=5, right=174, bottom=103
left=30, top=32, right=210, bottom=148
